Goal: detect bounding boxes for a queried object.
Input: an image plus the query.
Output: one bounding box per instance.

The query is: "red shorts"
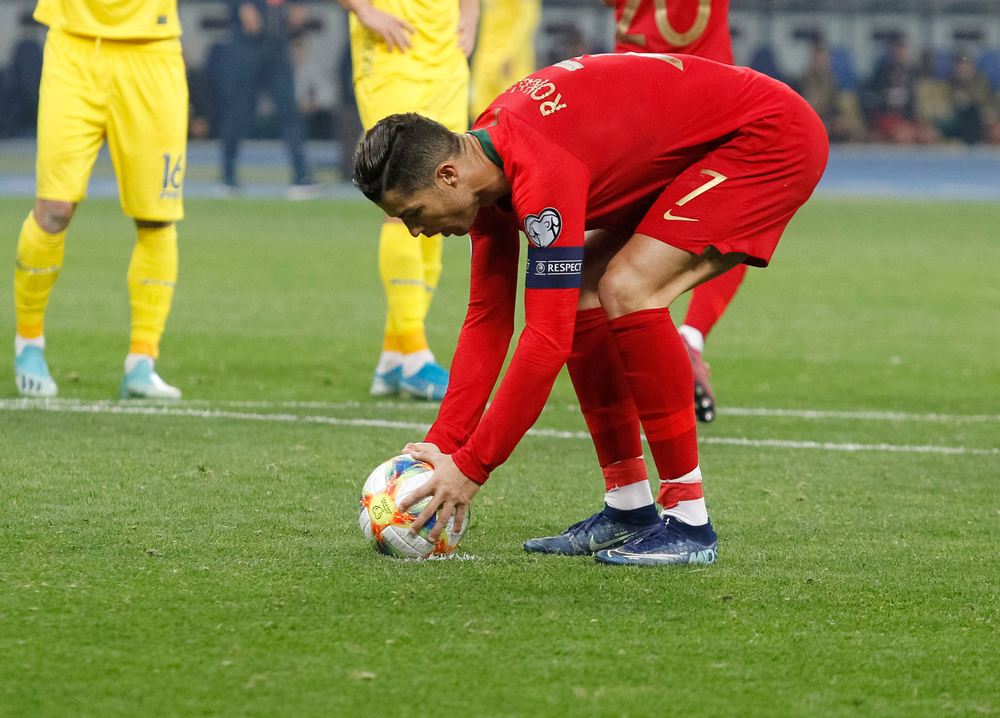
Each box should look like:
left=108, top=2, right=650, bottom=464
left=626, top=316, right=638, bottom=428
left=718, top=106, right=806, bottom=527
left=635, top=89, right=829, bottom=267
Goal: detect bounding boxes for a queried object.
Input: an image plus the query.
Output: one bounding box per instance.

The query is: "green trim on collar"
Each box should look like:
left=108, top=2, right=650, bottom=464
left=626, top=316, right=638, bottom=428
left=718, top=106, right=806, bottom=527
left=469, top=129, right=503, bottom=169
left=469, top=109, right=503, bottom=169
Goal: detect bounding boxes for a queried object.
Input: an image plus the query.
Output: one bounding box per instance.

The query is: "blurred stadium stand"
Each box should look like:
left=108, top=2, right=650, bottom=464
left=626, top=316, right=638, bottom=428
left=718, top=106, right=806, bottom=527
left=0, top=1, right=995, bottom=127
left=0, top=0, right=997, bottom=193
left=979, top=48, right=1000, bottom=88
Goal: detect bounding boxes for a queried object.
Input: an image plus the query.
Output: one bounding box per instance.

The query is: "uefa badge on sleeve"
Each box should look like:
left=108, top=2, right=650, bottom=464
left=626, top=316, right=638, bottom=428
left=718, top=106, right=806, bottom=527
left=524, top=208, right=562, bottom=247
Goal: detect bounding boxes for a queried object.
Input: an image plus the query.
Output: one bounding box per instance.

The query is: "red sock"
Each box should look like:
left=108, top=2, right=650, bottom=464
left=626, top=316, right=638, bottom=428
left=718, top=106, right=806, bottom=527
left=683, top=264, right=747, bottom=338
left=608, top=307, right=702, bottom=508
left=567, top=307, right=648, bottom=492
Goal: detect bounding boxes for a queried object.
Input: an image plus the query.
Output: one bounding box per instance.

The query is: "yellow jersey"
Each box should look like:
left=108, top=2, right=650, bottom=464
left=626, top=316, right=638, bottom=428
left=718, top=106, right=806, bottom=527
left=350, top=0, right=466, bottom=81
left=34, top=0, right=181, bottom=40
left=470, top=0, right=539, bottom=117
left=476, top=0, right=539, bottom=60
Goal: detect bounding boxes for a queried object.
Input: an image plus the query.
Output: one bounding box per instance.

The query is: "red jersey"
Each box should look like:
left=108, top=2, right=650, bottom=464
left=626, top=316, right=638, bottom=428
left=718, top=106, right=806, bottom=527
left=424, top=54, right=800, bottom=483
left=613, top=0, right=733, bottom=65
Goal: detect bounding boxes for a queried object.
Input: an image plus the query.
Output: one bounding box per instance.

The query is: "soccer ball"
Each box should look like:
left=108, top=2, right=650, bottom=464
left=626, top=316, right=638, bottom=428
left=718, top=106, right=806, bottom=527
left=359, top=455, right=468, bottom=558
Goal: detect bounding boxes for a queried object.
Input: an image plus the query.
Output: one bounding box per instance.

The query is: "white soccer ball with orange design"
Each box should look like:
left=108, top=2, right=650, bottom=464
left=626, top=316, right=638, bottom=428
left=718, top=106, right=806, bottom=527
left=359, top=455, right=468, bottom=558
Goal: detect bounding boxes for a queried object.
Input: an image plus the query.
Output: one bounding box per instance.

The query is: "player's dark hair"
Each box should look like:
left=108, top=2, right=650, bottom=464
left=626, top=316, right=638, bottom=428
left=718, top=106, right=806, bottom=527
left=354, top=113, right=462, bottom=203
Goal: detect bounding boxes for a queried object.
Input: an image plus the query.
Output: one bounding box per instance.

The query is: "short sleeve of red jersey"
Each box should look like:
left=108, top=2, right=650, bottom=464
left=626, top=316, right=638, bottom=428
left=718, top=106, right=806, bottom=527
left=445, top=114, right=591, bottom=484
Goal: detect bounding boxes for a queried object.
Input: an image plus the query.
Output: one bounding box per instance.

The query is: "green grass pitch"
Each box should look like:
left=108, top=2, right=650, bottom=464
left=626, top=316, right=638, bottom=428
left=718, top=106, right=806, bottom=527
left=1, top=197, right=998, bottom=717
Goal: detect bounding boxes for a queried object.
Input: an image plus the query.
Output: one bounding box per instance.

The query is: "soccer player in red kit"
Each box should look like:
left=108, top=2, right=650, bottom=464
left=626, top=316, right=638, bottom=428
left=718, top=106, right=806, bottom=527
left=353, top=53, right=828, bottom=565
left=609, top=0, right=739, bottom=423
left=611, top=0, right=732, bottom=63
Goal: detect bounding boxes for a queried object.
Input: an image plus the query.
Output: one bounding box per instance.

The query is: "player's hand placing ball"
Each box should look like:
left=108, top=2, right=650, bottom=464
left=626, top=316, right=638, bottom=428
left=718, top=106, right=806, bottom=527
left=398, top=445, right=479, bottom=542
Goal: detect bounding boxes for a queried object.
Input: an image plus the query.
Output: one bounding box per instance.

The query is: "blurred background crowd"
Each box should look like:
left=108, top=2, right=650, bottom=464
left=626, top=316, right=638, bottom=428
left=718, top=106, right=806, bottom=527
left=0, top=0, right=998, bottom=150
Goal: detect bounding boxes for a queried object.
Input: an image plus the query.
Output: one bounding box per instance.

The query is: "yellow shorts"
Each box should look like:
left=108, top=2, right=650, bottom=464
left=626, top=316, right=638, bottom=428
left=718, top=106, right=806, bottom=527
left=355, top=71, right=469, bottom=134
left=36, top=29, right=188, bottom=221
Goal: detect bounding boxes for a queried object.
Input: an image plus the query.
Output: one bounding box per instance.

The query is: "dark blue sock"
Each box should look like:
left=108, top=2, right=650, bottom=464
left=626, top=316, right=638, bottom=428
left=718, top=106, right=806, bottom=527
left=665, top=515, right=716, bottom=542
left=602, top=503, right=661, bottom=527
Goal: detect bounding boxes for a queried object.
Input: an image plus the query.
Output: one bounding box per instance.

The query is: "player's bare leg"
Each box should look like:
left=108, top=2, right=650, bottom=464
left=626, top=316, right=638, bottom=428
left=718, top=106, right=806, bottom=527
left=593, top=234, right=746, bottom=565
left=34, top=199, right=77, bottom=233
left=13, top=199, right=77, bottom=397
left=599, top=237, right=746, bottom=318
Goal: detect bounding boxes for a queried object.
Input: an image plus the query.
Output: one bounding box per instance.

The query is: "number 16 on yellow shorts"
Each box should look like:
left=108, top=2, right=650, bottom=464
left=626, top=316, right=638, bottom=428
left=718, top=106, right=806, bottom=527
left=35, top=30, right=188, bottom=221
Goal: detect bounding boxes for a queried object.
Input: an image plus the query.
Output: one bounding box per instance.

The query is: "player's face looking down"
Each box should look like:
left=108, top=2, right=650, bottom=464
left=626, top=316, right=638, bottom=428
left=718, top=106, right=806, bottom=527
left=378, top=162, right=480, bottom=238
left=376, top=133, right=511, bottom=239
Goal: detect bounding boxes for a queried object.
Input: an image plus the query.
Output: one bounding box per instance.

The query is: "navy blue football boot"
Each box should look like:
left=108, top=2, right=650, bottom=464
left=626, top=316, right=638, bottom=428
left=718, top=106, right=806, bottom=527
left=524, top=506, right=661, bottom=556
left=595, top=516, right=718, bottom=566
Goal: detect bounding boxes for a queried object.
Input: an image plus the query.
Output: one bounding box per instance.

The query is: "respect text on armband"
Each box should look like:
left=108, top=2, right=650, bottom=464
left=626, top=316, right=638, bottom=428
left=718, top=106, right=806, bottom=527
left=525, top=246, right=584, bottom=289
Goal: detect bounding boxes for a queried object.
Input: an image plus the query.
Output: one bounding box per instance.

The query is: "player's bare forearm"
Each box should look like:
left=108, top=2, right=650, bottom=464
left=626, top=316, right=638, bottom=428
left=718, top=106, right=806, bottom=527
left=459, top=0, right=479, bottom=23
left=288, top=3, right=308, bottom=30
left=333, top=0, right=415, bottom=53
left=457, top=0, right=479, bottom=57
left=334, top=0, right=372, bottom=15
left=398, top=450, right=480, bottom=541
left=239, top=3, right=262, bottom=35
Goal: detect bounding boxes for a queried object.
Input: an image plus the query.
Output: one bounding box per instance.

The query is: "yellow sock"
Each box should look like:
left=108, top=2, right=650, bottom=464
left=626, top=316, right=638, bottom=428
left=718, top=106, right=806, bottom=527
left=421, top=233, right=443, bottom=313
left=379, top=221, right=430, bottom=354
left=128, top=224, right=178, bottom=358
left=14, top=211, right=65, bottom=338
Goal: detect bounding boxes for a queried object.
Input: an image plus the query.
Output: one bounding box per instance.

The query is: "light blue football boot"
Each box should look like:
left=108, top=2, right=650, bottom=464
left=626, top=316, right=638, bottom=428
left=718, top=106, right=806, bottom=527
left=400, top=361, right=449, bottom=402
left=120, top=358, right=182, bottom=400
left=370, top=365, right=402, bottom=396
left=15, top=345, right=57, bottom=397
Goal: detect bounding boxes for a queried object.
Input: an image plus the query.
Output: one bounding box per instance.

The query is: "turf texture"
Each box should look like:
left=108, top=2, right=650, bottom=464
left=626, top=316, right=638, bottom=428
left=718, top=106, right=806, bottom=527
left=1, top=197, right=998, bottom=717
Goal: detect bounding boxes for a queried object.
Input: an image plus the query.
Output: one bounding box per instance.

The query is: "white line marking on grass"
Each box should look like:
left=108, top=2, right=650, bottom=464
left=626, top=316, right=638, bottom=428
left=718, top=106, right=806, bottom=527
left=0, top=399, right=433, bottom=431
left=717, top=407, right=1000, bottom=423
left=16, top=398, right=998, bottom=423
left=408, top=553, right=479, bottom=562
left=1, top=397, right=444, bottom=411
left=702, top=437, right=1000, bottom=456
left=2, top=399, right=997, bottom=458
left=224, top=399, right=444, bottom=411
